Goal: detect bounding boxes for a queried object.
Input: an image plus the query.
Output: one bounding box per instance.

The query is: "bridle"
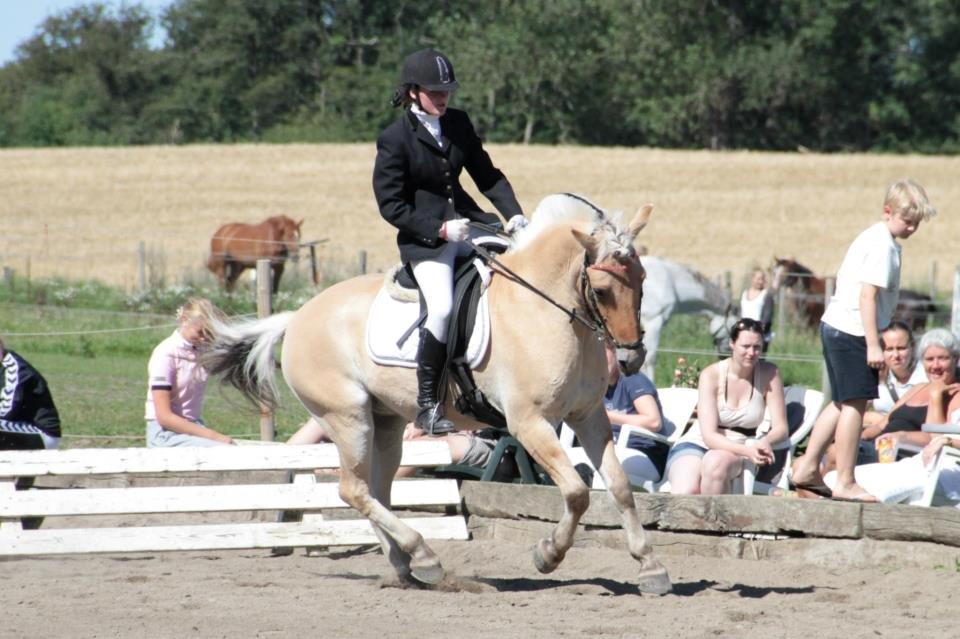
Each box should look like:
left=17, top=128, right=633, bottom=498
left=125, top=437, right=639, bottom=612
left=467, top=194, right=645, bottom=350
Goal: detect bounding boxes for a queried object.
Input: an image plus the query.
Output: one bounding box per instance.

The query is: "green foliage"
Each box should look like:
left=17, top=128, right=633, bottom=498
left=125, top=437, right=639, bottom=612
left=1, top=0, right=958, bottom=150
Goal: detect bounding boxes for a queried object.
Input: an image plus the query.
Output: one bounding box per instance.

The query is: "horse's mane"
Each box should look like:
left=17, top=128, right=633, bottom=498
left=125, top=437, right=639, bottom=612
left=509, top=193, right=633, bottom=260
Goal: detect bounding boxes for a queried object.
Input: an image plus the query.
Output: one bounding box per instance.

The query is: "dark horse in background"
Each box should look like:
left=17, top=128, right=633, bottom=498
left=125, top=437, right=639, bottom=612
left=771, top=257, right=938, bottom=332
left=207, top=215, right=303, bottom=293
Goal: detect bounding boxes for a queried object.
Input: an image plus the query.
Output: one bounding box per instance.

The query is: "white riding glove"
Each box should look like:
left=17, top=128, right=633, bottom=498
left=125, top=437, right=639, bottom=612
left=506, top=215, right=529, bottom=234
left=440, top=219, right=470, bottom=242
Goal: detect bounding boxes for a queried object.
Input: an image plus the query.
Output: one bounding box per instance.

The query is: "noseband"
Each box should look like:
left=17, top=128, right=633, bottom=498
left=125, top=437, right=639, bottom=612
left=580, top=253, right=645, bottom=350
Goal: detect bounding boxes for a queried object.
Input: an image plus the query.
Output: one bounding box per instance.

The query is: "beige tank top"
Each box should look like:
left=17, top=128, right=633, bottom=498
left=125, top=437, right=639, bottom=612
left=679, top=358, right=772, bottom=446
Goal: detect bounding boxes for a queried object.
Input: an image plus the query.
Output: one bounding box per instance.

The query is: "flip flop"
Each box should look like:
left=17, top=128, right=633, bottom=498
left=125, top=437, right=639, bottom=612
left=787, top=478, right=833, bottom=499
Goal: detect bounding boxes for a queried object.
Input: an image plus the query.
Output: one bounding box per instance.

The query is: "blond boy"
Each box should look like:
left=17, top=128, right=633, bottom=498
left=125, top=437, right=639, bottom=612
left=791, top=180, right=936, bottom=502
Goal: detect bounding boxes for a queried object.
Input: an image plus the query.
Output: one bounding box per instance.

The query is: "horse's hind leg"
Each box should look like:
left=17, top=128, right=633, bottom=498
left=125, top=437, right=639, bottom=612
left=571, top=407, right=672, bottom=595
left=367, top=414, right=439, bottom=584
left=325, top=407, right=444, bottom=586
left=510, top=416, right=591, bottom=573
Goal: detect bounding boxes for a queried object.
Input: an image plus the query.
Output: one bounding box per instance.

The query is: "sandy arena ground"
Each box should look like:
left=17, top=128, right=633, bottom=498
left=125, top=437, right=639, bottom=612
left=3, top=536, right=954, bottom=639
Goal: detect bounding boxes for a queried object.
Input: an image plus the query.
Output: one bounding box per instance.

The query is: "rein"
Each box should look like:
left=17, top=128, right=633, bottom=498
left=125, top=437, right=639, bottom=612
left=467, top=232, right=643, bottom=350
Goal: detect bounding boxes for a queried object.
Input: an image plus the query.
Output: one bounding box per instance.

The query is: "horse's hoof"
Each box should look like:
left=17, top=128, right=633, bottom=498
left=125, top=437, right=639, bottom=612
left=636, top=564, right=672, bottom=595
left=533, top=539, right=559, bottom=574
left=409, top=558, right=445, bottom=586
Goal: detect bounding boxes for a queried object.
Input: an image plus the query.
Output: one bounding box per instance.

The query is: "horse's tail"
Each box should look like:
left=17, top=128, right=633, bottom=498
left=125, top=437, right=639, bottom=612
left=202, top=312, right=293, bottom=410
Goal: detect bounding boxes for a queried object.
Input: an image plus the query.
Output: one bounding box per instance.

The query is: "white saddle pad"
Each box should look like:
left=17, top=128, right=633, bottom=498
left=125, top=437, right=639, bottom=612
left=366, top=284, right=491, bottom=369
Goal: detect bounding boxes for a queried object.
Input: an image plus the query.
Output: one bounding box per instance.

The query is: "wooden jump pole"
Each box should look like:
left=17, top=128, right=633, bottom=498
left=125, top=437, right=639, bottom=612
left=256, top=259, right=275, bottom=442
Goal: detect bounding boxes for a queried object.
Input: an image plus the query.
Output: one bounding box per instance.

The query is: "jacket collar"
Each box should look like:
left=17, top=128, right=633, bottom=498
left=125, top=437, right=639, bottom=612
left=406, top=109, right=447, bottom=154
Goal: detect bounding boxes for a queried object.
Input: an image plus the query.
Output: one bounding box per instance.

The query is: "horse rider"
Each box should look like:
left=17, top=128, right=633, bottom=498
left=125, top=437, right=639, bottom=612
left=373, top=48, right=528, bottom=435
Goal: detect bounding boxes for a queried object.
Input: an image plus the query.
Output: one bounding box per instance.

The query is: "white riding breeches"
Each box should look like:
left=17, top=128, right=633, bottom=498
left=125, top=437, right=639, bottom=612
left=412, top=232, right=479, bottom=342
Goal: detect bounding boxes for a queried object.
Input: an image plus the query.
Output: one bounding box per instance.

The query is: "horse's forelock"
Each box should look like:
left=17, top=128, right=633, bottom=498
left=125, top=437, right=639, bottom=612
left=510, top=194, right=632, bottom=256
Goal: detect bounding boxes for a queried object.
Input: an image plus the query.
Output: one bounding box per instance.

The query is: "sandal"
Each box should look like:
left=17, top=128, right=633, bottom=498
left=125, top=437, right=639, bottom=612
left=787, top=477, right=833, bottom=499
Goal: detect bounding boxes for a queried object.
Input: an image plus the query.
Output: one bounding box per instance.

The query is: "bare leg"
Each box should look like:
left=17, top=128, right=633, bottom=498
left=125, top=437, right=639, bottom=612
left=791, top=401, right=840, bottom=485
left=698, top=450, right=744, bottom=495
left=569, top=407, right=671, bottom=595
left=831, top=399, right=877, bottom=501
left=667, top=455, right=704, bottom=495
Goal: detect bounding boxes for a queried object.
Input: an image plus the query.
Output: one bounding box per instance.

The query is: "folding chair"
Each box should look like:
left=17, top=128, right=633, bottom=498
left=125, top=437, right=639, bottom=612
left=560, top=387, right=699, bottom=492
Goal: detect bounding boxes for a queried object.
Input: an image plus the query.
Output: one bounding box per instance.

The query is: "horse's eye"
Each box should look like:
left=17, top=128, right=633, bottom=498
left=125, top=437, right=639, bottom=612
left=595, top=288, right=609, bottom=299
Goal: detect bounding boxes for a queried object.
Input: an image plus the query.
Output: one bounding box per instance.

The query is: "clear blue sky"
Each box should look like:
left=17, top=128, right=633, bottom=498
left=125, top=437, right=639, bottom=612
left=0, top=0, right=174, bottom=65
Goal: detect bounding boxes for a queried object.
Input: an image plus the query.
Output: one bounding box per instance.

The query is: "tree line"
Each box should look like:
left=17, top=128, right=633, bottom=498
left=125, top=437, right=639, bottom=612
left=0, top=0, right=957, bottom=152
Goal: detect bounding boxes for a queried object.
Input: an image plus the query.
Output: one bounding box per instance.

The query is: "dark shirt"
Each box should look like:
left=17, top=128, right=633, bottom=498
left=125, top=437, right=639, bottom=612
left=604, top=372, right=672, bottom=475
left=882, top=403, right=927, bottom=434
left=0, top=349, right=61, bottom=438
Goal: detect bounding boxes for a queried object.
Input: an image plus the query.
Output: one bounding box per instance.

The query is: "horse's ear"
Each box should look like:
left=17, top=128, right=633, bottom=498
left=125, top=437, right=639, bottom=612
left=571, top=227, right=597, bottom=253
left=297, top=218, right=304, bottom=229
left=627, top=204, right=653, bottom=238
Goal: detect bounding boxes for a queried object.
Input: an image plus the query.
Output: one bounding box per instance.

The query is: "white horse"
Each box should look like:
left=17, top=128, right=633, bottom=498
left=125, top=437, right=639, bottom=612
left=638, top=256, right=732, bottom=378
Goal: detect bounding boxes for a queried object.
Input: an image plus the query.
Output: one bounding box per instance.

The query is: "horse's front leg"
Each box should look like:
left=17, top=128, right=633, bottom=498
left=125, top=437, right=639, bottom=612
left=640, top=315, right=665, bottom=379
left=271, top=262, right=285, bottom=294
left=571, top=406, right=672, bottom=595
left=511, top=415, right=591, bottom=574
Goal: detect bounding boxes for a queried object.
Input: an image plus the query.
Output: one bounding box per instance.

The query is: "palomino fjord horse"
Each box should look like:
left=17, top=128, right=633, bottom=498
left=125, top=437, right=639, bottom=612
left=207, top=215, right=303, bottom=293
left=771, top=257, right=936, bottom=331
left=203, top=194, right=671, bottom=594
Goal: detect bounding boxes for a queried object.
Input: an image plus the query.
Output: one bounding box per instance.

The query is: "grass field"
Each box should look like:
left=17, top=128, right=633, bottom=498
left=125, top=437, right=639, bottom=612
left=2, top=144, right=958, bottom=291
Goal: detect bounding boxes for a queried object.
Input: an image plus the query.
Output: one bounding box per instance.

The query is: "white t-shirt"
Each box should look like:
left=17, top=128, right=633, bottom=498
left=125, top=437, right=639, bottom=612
left=144, top=331, right=209, bottom=421
left=871, top=363, right=927, bottom=414
left=740, top=289, right=769, bottom=322
left=821, top=221, right=901, bottom=336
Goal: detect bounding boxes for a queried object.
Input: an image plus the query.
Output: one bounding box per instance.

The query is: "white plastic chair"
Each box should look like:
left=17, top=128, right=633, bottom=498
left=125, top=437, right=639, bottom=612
left=739, top=386, right=824, bottom=495
left=560, top=387, right=699, bottom=492
left=913, top=424, right=960, bottom=506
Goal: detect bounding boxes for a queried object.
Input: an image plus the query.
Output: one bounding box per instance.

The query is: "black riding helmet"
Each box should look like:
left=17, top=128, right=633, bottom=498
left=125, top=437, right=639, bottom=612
left=400, top=48, right=459, bottom=92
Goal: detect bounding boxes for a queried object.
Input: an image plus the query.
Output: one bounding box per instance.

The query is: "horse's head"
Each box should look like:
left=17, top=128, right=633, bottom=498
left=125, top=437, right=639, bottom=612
left=268, top=216, right=304, bottom=259
left=571, top=204, right=652, bottom=350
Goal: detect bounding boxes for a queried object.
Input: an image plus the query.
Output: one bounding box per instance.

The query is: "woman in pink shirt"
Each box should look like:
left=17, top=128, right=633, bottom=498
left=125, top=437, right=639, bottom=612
left=145, top=298, right=234, bottom=447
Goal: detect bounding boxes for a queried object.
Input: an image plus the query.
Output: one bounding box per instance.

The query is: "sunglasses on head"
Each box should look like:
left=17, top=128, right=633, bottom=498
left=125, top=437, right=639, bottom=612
left=734, top=318, right=764, bottom=332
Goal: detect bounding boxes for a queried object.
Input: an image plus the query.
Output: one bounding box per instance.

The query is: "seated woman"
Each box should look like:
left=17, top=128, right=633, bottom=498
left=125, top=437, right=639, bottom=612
left=145, top=298, right=235, bottom=447
left=0, top=335, right=61, bottom=451
left=601, top=341, right=672, bottom=484
left=862, top=328, right=959, bottom=452
left=824, top=434, right=960, bottom=505
left=862, top=321, right=927, bottom=434
left=666, top=318, right=789, bottom=495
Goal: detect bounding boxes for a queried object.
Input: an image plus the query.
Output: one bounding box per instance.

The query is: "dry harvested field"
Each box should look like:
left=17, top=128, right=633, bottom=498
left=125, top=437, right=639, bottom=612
left=1, top=143, right=958, bottom=290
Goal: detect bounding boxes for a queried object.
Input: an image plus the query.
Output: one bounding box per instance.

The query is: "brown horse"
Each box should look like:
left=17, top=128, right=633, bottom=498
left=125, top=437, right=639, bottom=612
left=207, top=215, right=303, bottom=293
left=771, top=257, right=936, bottom=331
left=202, top=194, right=672, bottom=594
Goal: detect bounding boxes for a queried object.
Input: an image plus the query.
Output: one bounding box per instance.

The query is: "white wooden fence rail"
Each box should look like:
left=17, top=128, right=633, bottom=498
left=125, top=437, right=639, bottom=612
left=0, top=441, right=468, bottom=557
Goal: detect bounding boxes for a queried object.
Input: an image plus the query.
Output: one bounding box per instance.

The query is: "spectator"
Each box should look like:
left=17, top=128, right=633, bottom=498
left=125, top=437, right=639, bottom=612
left=863, top=321, right=927, bottom=431
left=395, top=422, right=498, bottom=478
left=666, top=318, right=789, bottom=495
left=0, top=335, right=61, bottom=451
left=822, top=321, right=927, bottom=470
left=740, top=267, right=774, bottom=352
left=145, top=298, right=234, bottom=447
left=601, top=341, right=672, bottom=484
left=790, top=180, right=936, bottom=502
left=824, top=435, right=960, bottom=505
left=866, top=328, right=960, bottom=450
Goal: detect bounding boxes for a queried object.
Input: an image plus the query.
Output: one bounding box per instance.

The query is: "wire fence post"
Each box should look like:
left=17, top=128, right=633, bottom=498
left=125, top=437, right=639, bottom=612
left=256, top=259, right=275, bottom=442
left=952, top=266, right=960, bottom=337
left=777, top=285, right=787, bottom=341
left=357, top=250, right=367, bottom=275
left=137, top=241, right=147, bottom=291
left=820, top=277, right=835, bottom=394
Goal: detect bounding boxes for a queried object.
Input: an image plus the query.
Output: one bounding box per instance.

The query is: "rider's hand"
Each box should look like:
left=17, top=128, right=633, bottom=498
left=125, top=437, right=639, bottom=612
left=440, top=219, right=470, bottom=242
left=506, top=215, right=529, bottom=234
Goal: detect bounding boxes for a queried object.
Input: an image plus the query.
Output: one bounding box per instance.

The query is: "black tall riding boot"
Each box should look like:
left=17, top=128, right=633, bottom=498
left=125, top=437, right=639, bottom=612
left=414, top=329, right=456, bottom=436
